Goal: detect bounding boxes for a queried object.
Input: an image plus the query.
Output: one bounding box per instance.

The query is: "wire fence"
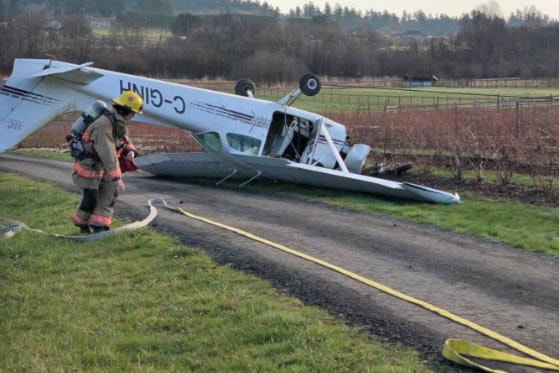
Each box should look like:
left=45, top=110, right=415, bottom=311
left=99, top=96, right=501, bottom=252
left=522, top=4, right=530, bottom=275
left=325, top=102, right=559, bottom=189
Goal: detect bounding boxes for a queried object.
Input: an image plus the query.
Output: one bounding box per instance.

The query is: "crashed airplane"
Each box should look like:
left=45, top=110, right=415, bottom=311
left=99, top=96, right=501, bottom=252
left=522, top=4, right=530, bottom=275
left=0, top=58, right=460, bottom=204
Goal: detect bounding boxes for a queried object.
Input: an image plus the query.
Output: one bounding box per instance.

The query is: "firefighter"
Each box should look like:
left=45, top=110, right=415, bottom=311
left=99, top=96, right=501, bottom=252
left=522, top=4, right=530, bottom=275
left=72, top=91, right=144, bottom=233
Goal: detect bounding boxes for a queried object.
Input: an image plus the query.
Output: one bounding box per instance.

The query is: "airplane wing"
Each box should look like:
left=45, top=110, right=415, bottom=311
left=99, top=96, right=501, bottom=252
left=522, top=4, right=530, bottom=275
left=136, top=152, right=460, bottom=204
left=136, top=152, right=238, bottom=179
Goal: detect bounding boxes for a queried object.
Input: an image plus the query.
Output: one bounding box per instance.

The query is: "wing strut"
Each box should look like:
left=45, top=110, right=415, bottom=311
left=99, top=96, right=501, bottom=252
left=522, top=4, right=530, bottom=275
left=239, top=170, right=263, bottom=187
left=319, top=119, right=349, bottom=173
left=216, top=169, right=238, bottom=185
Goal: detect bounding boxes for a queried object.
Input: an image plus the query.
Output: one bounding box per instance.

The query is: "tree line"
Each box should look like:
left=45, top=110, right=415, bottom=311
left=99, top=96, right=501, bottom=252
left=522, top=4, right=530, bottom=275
left=1, top=5, right=559, bottom=81
left=2, top=0, right=556, bottom=33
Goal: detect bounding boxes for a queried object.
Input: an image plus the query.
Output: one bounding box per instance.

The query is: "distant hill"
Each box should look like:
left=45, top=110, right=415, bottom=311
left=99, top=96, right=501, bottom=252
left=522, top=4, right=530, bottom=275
left=0, top=0, right=555, bottom=36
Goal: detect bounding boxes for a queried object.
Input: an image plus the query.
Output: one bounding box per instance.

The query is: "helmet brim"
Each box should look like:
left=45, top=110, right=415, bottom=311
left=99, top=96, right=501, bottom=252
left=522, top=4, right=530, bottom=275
left=113, top=99, right=143, bottom=114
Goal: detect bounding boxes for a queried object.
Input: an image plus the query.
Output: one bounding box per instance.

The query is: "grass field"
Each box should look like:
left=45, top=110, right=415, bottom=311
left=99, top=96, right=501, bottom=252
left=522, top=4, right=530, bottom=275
left=0, top=172, right=431, bottom=372
left=246, top=85, right=559, bottom=113
left=93, top=27, right=173, bottom=41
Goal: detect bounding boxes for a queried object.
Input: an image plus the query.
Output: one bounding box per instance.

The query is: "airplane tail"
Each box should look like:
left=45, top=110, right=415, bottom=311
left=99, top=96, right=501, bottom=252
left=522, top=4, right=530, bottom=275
left=0, top=59, right=103, bottom=152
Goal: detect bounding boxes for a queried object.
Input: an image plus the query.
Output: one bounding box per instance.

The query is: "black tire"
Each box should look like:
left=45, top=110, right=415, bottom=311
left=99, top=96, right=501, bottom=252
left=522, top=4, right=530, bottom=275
left=299, top=73, right=321, bottom=96
left=235, top=79, right=256, bottom=97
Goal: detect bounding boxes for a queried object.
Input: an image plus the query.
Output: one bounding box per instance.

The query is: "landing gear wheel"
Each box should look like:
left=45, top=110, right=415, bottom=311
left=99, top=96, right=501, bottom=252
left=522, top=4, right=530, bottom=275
left=235, top=79, right=256, bottom=97
left=299, top=73, right=321, bottom=96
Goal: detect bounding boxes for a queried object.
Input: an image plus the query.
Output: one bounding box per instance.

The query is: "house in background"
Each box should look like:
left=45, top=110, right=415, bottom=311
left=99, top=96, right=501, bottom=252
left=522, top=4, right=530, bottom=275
left=90, top=16, right=114, bottom=29
left=402, top=74, right=438, bottom=88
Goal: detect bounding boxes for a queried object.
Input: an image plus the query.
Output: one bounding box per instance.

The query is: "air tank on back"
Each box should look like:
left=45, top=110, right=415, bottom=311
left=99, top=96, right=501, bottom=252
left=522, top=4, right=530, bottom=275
left=70, top=100, right=108, bottom=137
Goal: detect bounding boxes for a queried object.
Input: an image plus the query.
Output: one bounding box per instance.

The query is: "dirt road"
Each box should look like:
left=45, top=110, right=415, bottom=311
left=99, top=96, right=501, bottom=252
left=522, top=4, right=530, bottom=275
left=1, top=153, right=558, bottom=372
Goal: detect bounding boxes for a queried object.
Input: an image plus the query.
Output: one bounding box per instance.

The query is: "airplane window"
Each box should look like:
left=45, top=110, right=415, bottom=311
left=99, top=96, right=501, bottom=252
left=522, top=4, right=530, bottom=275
left=226, top=133, right=261, bottom=155
left=193, top=132, right=222, bottom=152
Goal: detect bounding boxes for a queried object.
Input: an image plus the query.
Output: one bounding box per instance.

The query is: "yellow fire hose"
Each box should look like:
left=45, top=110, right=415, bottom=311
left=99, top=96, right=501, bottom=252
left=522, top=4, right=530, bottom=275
left=3, top=197, right=558, bottom=372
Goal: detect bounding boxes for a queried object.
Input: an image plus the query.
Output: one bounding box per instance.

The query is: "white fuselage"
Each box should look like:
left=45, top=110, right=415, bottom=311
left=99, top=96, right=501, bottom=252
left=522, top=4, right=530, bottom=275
left=87, top=67, right=349, bottom=169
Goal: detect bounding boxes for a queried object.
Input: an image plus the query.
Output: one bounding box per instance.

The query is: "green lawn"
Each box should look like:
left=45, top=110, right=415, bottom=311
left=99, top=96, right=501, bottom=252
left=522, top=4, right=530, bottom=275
left=0, top=172, right=431, bottom=372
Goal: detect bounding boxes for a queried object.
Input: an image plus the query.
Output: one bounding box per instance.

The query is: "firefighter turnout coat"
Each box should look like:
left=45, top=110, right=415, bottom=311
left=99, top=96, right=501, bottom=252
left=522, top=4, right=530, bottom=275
left=72, top=109, right=129, bottom=228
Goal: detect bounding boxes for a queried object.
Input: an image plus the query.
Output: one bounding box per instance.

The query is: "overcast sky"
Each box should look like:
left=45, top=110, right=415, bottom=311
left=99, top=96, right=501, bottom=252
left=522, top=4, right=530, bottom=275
left=264, top=1, right=559, bottom=19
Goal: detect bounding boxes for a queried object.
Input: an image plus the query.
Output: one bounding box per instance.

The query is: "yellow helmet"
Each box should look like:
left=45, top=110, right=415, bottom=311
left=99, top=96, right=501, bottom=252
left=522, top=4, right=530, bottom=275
left=113, top=91, right=144, bottom=114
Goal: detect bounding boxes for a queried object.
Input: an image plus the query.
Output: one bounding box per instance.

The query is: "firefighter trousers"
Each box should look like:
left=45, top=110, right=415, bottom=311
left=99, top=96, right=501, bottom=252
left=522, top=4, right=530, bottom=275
left=72, top=171, right=119, bottom=228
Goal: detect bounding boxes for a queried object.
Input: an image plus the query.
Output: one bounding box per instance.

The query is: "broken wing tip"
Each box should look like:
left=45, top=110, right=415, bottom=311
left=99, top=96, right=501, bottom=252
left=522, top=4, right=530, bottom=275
left=402, top=182, right=461, bottom=204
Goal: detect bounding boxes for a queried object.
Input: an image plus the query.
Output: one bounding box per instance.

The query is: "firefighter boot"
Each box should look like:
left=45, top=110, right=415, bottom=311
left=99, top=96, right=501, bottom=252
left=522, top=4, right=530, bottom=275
left=75, top=223, right=91, bottom=234
left=91, top=225, right=110, bottom=233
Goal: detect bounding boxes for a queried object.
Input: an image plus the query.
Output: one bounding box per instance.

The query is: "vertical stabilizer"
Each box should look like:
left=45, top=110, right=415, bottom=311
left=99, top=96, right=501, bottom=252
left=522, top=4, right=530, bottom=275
left=0, top=59, right=97, bottom=152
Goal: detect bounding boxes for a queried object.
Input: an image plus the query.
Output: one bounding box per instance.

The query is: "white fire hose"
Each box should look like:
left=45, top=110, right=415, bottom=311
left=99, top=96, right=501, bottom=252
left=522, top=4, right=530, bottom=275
left=1, top=197, right=163, bottom=242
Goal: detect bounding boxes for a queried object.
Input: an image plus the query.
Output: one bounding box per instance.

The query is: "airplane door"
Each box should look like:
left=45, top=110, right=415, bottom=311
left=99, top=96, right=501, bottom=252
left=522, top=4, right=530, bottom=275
left=263, top=112, right=313, bottom=162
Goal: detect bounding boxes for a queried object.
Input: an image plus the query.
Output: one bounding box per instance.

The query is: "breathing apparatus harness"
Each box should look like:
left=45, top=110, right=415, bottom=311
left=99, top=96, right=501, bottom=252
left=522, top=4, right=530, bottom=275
left=66, top=100, right=109, bottom=160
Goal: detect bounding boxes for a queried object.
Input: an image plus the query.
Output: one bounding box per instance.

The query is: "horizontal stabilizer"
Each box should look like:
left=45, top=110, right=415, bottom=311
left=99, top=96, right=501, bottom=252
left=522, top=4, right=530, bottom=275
left=30, top=62, right=103, bottom=85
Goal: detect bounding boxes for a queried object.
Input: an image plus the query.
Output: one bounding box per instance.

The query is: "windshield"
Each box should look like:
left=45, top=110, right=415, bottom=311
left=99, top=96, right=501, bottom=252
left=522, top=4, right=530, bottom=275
left=193, top=132, right=222, bottom=152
